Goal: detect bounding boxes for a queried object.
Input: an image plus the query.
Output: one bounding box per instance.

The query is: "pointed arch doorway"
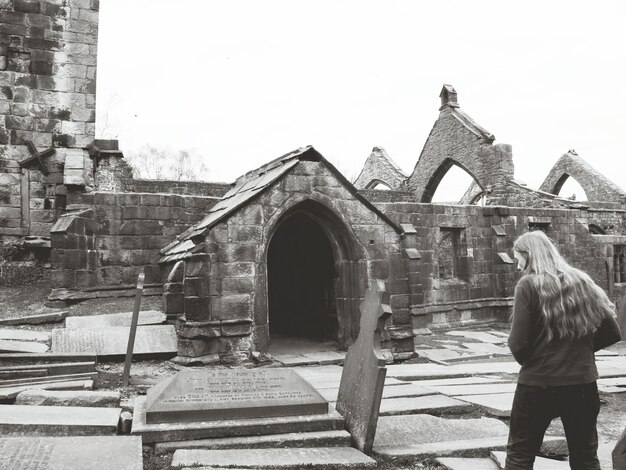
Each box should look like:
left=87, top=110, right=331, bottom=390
left=266, top=200, right=366, bottom=349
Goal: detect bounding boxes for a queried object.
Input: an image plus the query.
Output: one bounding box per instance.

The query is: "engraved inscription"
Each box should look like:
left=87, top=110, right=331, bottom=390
left=0, top=439, right=54, bottom=470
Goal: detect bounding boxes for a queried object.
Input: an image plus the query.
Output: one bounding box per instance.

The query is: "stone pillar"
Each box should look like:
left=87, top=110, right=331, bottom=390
left=91, top=140, right=134, bottom=192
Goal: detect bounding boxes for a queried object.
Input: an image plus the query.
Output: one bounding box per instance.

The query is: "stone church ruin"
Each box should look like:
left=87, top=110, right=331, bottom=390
left=1, top=1, right=625, bottom=364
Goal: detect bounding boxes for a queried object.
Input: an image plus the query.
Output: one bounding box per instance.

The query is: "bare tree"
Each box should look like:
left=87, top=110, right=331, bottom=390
left=125, top=145, right=211, bottom=181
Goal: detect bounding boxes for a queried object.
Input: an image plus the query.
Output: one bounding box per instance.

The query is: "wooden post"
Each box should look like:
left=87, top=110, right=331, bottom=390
left=122, top=270, right=145, bottom=386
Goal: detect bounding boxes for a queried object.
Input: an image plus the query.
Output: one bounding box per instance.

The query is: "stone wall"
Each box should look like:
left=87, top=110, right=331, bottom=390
left=131, top=179, right=231, bottom=197
left=49, top=191, right=220, bottom=288
left=375, top=201, right=612, bottom=331
left=0, top=0, right=99, bottom=241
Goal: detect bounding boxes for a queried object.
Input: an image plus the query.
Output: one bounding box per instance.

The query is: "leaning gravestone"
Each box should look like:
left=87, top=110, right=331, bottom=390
left=0, top=436, right=142, bottom=470
left=145, top=368, right=328, bottom=423
left=336, top=279, right=391, bottom=453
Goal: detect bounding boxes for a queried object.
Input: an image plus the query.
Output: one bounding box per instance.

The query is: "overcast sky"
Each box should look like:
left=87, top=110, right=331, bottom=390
left=95, top=1, right=626, bottom=200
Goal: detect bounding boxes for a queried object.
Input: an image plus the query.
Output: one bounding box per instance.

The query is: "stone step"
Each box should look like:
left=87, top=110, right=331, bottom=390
left=0, top=404, right=121, bottom=436
left=132, top=396, right=345, bottom=444
left=0, top=436, right=142, bottom=470
left=170, top=447, right=376, bottom=468
left=154, top=429, right=352, bottom=454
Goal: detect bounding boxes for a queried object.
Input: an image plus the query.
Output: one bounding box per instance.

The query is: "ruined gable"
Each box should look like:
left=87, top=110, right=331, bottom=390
left=405, top=85, right=514, bottom=204
left=353, top=146, right=407, bottom=190
left=539, top=150, right=626, bottom=204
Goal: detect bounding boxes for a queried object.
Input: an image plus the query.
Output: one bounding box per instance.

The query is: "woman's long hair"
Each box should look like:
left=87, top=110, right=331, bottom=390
left=514, top=230, right=614, bottom=341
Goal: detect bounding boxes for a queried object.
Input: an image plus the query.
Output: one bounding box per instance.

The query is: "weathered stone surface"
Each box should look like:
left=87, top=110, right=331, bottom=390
left=379, top=395, right=473, bottom=416
left=446, top=331, right=506, bottom=344
left=170, top=447, right=376, bottom=468
left=0, top=404, right=121, bottom=436
left=436, top=457, right=500, bottom=469
left=0, top=380, right=94, bottom=401
left=145, top=368, right=328, bottom=424
left=336, top=280, right=391, bottom=453
left=491, top=450, right=569, bottom=469
left=0, top=339, right=49, bottom=353
left=51, top=325, right=177, bottom=357
left=154, top=429, right=352, bottom=454
left=374, top=414, right=508, bottom=448
left=15, top=389, right=121, bottom=408
left=386, top=362, right=520, bottom=380
left=0, top=311, right=67, bottom=325
left=0, top=436, right=142, bottom=470
left=0, top=328, right=50, bottom=342
left=427, top=382, right=516, bottom=397
left=65, top=310, right=166, bottom=328
left=453, top=393, right=514, bottom=417
left=132, top=396, right=344, bottom=443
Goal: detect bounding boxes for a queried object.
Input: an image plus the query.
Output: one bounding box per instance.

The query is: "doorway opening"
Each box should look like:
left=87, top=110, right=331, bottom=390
left=267, top=212, right=338, bottom=341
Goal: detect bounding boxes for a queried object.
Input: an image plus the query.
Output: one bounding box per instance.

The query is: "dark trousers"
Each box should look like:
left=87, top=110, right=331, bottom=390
left=505, top=381, right=600, bottom=470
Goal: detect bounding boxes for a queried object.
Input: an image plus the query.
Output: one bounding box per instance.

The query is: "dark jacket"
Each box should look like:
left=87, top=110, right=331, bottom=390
left=508, top=275, right=621, bottom=386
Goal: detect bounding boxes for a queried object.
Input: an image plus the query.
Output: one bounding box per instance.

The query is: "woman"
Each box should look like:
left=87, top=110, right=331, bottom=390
left=506, top=230, right=621, bottom=470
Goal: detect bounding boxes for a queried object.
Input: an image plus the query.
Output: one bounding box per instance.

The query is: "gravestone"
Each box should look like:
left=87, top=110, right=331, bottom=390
left=336, top=279, right=391, bottom=453
left=51, top=325, right=177, bottom=357
left=0, top=436, right=142, bottom=470
left=65, top=310, right=166, bottom=328
left=145, top=368, right=328, bottom=424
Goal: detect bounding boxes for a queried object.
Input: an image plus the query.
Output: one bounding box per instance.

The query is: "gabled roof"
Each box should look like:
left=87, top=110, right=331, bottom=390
left=159, top=146, right=403, bottom=263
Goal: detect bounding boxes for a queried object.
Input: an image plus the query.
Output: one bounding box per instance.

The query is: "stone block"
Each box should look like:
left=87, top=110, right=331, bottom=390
left=163, top=293, right=184, bottom=316
left=177, top=338, right=217, bottom=357
left=211, top=294, right=252, bottom=321
left=221, top=322, right=253, bottom=337
left=184, top=276, right=210, bottom=298
left=184, top=296, right=210, bottom=322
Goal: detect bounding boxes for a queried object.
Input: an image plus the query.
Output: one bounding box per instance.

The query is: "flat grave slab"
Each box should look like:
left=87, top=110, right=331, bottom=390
left=426, top=382, right=516, bottom=397
left=0, top=339, right=49, bottom=353
left=0, top=404, right=121, bottom=436
left=0, top=328, right=51, bottom=342
left=319, top=382, right=434, bottom=402
left=0, top=436, right=142, bottom=470
left=0, top=311, right=67, bottom=326
left=436, top=457, right=500, bottom=469
left=15, top=389, right=121, bottom=408
left=51, top=325, right=177, bottom=357
left=0, top=380, right=93, bottom=401
left=416, top=348, right=476, bottom=363
left=146, top=368, right=328, bottom=423
left=454, top=393, right=515, bottom=417
left=491, top=450, right=569, bottom=469
left=374, top=414, right=509, bottom=448
left=132, top=396, right=344, bottom=443
left=386, top=362, right=520, bottom=380
left=378, top=395, right=473, bottom=416
left=413, top=376, right=508, bottom=387
left=171, top=447, right=376, bottom=468
left=65, top=310, right=166, bottom=328
left=154, top=429, right=352, bottom=454
left=446, top=331, right=506, bottom=344
left=462, top=342, right=511, bottom=355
